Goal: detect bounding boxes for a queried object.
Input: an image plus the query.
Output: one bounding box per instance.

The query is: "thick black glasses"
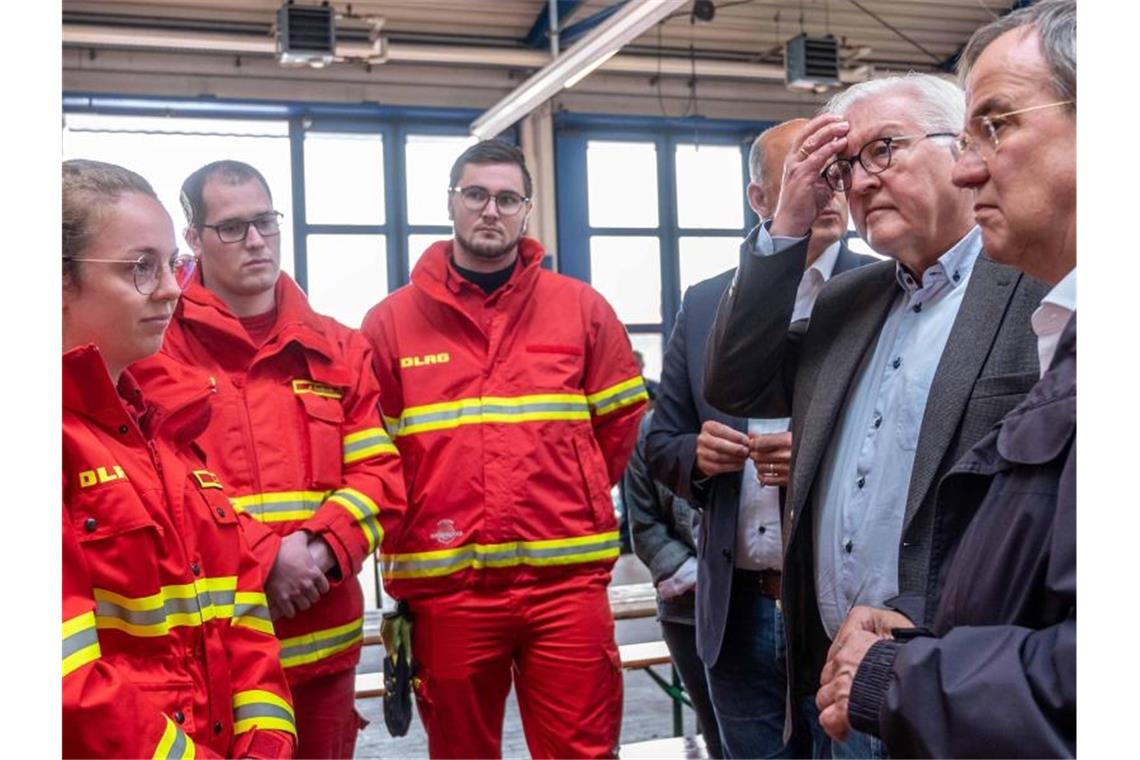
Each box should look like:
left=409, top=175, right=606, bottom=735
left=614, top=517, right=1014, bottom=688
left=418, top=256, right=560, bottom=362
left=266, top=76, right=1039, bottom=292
left=450, top=185, right=530, bottom=217
left=65, top=252, right=198, bottom=295
left=822, top=132, right=957, bottom=192
left=202, top=211, right=283, bottom=243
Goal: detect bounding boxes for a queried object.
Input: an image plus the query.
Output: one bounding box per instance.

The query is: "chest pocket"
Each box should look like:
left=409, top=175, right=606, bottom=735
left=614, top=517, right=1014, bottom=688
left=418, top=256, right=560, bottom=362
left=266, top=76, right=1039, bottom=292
left=71, top=479, right=165, bottom=588
left=188, top=470, right=240, bottom=527
left=295, top=390, right=346, bottom=489
left=519, top=343, right=585, bottom=392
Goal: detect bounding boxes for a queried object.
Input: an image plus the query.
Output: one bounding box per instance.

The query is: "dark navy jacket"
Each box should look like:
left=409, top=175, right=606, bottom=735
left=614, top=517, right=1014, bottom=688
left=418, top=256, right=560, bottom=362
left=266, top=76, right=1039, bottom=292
left=849, top=315, right=1076, bottom=758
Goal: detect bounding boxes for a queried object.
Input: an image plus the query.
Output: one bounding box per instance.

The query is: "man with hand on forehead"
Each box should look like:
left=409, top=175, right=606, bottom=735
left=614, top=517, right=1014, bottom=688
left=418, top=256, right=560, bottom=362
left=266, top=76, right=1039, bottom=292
left=705, top=72, right=1045, bottom=757
left=816, top=2, right=1076, bottom=755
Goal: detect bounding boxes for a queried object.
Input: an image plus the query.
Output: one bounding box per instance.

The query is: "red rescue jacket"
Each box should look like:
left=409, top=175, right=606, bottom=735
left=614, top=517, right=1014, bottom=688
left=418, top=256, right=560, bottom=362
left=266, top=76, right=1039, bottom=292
left=132, top=272, right=407, bottom=685
left=361, top=238, right=648, bottom=600
left=63, top=345, right=295, bottom=759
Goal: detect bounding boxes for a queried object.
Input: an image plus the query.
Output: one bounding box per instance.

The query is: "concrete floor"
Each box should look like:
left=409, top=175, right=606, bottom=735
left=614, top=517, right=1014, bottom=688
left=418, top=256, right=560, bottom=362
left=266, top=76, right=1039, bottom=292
left=354, top=554, right=704, bottom=759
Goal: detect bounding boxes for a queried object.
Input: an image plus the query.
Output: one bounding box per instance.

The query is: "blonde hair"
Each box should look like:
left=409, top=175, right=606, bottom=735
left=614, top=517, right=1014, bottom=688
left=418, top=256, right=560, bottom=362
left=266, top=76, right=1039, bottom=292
left=62, top=159, right=158, bottom=283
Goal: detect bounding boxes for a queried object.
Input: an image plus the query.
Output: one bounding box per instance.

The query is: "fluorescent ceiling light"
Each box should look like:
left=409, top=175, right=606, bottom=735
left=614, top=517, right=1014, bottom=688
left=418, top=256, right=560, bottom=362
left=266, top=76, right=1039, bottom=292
left=471, top=0, right=687, bottom=139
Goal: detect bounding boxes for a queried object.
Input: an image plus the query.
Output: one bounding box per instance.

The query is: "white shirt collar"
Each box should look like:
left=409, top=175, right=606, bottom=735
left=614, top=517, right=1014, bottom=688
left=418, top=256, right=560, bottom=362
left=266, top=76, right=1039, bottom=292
left=809, top=241, right=842, bottom=283
left=1041, top=267, right=1076, bottom=315
left=1031, top=267, right=1077, bottom=376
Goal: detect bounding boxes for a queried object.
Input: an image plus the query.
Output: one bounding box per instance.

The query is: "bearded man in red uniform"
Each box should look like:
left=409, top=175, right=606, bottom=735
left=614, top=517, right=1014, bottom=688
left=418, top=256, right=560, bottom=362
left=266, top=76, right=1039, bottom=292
left=133, top=160, right=407, bottom=758
left=362, top=140, right=648, bottom=758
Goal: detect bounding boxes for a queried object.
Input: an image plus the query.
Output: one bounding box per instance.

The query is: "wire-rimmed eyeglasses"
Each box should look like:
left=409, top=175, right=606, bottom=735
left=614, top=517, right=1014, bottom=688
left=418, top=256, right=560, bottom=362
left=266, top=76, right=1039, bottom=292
left=201, top=211, right=284, bottom=244
left=64, top=251, right=198, bottom=295
left=449, top=185, right=531, bottom=217
left=952, top=100, right=1074, bottom=160
left=822, top=132, right=957, bottom=192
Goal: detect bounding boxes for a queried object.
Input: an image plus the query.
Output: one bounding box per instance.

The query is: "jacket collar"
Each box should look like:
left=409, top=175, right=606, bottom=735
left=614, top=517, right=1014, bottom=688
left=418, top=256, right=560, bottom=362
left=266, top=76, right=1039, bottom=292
left=177, top=271, right=338, bottom=363
left=995, top=313, right=1076, bottom=466
left=64, top=345, right=213, bottom=447
left=411, top=237, right=546, bottom=306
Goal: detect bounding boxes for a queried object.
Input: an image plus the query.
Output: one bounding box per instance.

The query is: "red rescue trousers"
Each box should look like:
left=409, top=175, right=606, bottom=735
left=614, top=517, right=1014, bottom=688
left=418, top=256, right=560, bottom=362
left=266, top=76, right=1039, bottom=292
left=409, top=572, right=623, bottom=759
left=292, top=668, right=365, bottom=759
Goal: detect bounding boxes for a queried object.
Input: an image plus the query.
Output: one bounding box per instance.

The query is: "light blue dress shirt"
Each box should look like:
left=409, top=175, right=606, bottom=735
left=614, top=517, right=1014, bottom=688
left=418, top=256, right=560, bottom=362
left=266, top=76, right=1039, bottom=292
left=753, top=224, right=983, bottom=638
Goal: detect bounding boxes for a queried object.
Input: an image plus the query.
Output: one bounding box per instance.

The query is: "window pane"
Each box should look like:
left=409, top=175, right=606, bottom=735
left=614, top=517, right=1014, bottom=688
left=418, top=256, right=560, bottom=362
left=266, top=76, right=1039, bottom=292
left=678, top=236, right=741, bottom=293
left=674, top=143, right=744, bottom=229
left=406, top=134, right=477, bottom=226
left=845, top=217, right=887, bottom=260
left=587, top=141, right=658, bottom=228
left=589, top=236, right=661, bottom=324
left=304, top=132, right=384, bottom=225
left=629, top=333, right=663, bottom=384
left=408, top=233, right=451, bottom=273
left=305, top=234, right=387, bottom=328
left=62, top=113, right=295, bottom=276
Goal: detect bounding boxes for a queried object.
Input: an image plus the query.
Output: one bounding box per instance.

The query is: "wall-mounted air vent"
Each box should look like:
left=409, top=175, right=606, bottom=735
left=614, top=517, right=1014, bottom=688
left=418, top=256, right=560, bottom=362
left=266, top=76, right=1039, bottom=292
left=276, top=2, right=336, bottom=67
left=785, top=33, right=841, bottom=93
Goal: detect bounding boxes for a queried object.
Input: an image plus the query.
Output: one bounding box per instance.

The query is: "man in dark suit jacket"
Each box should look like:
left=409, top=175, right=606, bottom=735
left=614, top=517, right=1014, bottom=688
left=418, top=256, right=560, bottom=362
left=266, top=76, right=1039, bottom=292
left=647, top=119, right=875, bottom=759
left=704, top=75, right=1046, bottom=758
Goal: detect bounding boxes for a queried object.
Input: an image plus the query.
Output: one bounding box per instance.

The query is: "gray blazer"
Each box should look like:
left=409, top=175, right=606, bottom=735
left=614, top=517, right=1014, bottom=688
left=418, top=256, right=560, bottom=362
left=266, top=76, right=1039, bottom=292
left=703, top=232, right=1047, bottom=711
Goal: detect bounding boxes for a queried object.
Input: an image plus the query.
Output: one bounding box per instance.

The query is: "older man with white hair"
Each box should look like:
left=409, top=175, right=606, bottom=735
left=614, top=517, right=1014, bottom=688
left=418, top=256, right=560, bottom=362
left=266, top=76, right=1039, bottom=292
left=816, top=2, right=1076, bottom=756
left=704, top=71, right=1046, bottom=757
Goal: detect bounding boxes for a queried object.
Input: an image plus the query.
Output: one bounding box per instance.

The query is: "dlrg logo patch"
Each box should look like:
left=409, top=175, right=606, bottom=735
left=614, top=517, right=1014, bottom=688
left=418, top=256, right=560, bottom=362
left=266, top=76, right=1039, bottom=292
left=78, top=465, right=126, bottom=488
left=400, top=352, right=450, bottom=369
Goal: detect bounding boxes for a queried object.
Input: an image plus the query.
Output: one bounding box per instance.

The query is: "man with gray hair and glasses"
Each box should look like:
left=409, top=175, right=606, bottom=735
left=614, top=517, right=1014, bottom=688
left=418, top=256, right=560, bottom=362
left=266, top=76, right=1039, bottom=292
left=704, top=71, right=1046, bottom=757
left=817, top=2, right=1076, bottom=756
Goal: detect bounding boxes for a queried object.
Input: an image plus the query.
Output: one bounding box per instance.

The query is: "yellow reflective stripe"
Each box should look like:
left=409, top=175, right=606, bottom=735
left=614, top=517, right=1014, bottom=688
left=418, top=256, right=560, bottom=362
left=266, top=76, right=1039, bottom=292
left=382, top=531, right=620, bottom=579
left=231, top=591, right=275, bottom=636
left=343, top=426, right=398, bottom=464
left=93, top=577, right=239, bottom=638
left=391, top=393, right=591, bottom=437
left=326, top=488, right=383, bottom=554
left=230, top=491, right=330, bottom=523
left=232, top=689, right=297, bottom=737
left=62, top=611, right=101, bottom=677
left=152, top=715, right=195, bottom=760
left=278, top=618, right=364, bottom=669
left=586, top=376, right=649, bottom=416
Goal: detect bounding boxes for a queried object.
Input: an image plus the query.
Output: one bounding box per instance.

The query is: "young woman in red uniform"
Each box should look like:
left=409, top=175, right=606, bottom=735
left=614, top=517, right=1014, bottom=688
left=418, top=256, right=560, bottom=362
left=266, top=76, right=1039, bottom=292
left=62, top=159, right=296, bottom=758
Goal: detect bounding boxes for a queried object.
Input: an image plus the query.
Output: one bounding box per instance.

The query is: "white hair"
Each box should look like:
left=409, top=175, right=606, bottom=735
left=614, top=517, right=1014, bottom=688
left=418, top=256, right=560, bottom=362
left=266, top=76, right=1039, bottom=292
left=823, top=73, right=965, bottom=134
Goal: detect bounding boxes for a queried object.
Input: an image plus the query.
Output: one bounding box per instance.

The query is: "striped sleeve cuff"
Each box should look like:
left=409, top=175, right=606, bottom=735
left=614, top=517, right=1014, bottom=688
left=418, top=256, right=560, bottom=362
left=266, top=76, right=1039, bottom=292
left=848, top=638, right=902, bottom=737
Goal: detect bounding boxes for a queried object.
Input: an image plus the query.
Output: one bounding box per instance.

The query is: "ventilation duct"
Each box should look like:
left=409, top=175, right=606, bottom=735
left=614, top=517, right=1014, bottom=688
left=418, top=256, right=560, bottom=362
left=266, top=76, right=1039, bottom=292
left=276, top=2, right=336, bottom=67
left=784, top=33, right=841, bottom=94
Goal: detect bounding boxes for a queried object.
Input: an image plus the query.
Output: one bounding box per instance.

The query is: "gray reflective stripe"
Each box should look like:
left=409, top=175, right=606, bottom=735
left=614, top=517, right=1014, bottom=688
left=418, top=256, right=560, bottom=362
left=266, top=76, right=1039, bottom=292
left=232, top=602, right=271, bottom=622
left=96, top=588, right=236, bottom=626
left=279, top=622, right=363, bottom=661
left=385, top=535, right=620, bottom=574
left=589, top=384, right=646, bottom=412
left=399, top=400, right=589, bottom=431
left=164, top=725, right=188, bottom=760
left=343, top=432, right=392, bottom=456
left=331, top=490, right=381, bottom=547
left=238, top=497, right=322, bottom=517
left=62, top=626, right=99, bottom=659
left=234, top=701, right=296, bottom=726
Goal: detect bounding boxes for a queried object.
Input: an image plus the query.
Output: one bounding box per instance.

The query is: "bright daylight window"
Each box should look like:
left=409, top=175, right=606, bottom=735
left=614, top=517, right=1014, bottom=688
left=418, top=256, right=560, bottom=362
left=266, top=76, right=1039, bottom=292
left=62, top=113, right=295, bottom=275
left=404, top=134, right=476, bottom=271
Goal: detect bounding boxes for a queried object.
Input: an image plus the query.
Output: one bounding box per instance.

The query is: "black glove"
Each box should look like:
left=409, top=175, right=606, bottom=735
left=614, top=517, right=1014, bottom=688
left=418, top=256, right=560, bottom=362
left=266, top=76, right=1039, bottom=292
left=381, top=600, right=415, bottom=737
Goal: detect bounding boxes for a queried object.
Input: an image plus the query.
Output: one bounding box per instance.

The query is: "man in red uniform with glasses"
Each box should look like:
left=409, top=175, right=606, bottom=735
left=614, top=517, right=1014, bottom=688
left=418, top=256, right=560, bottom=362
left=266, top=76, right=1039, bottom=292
left=133, top=160, right=408, bottom=758
left=362, top=140, right=647, bottom=758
